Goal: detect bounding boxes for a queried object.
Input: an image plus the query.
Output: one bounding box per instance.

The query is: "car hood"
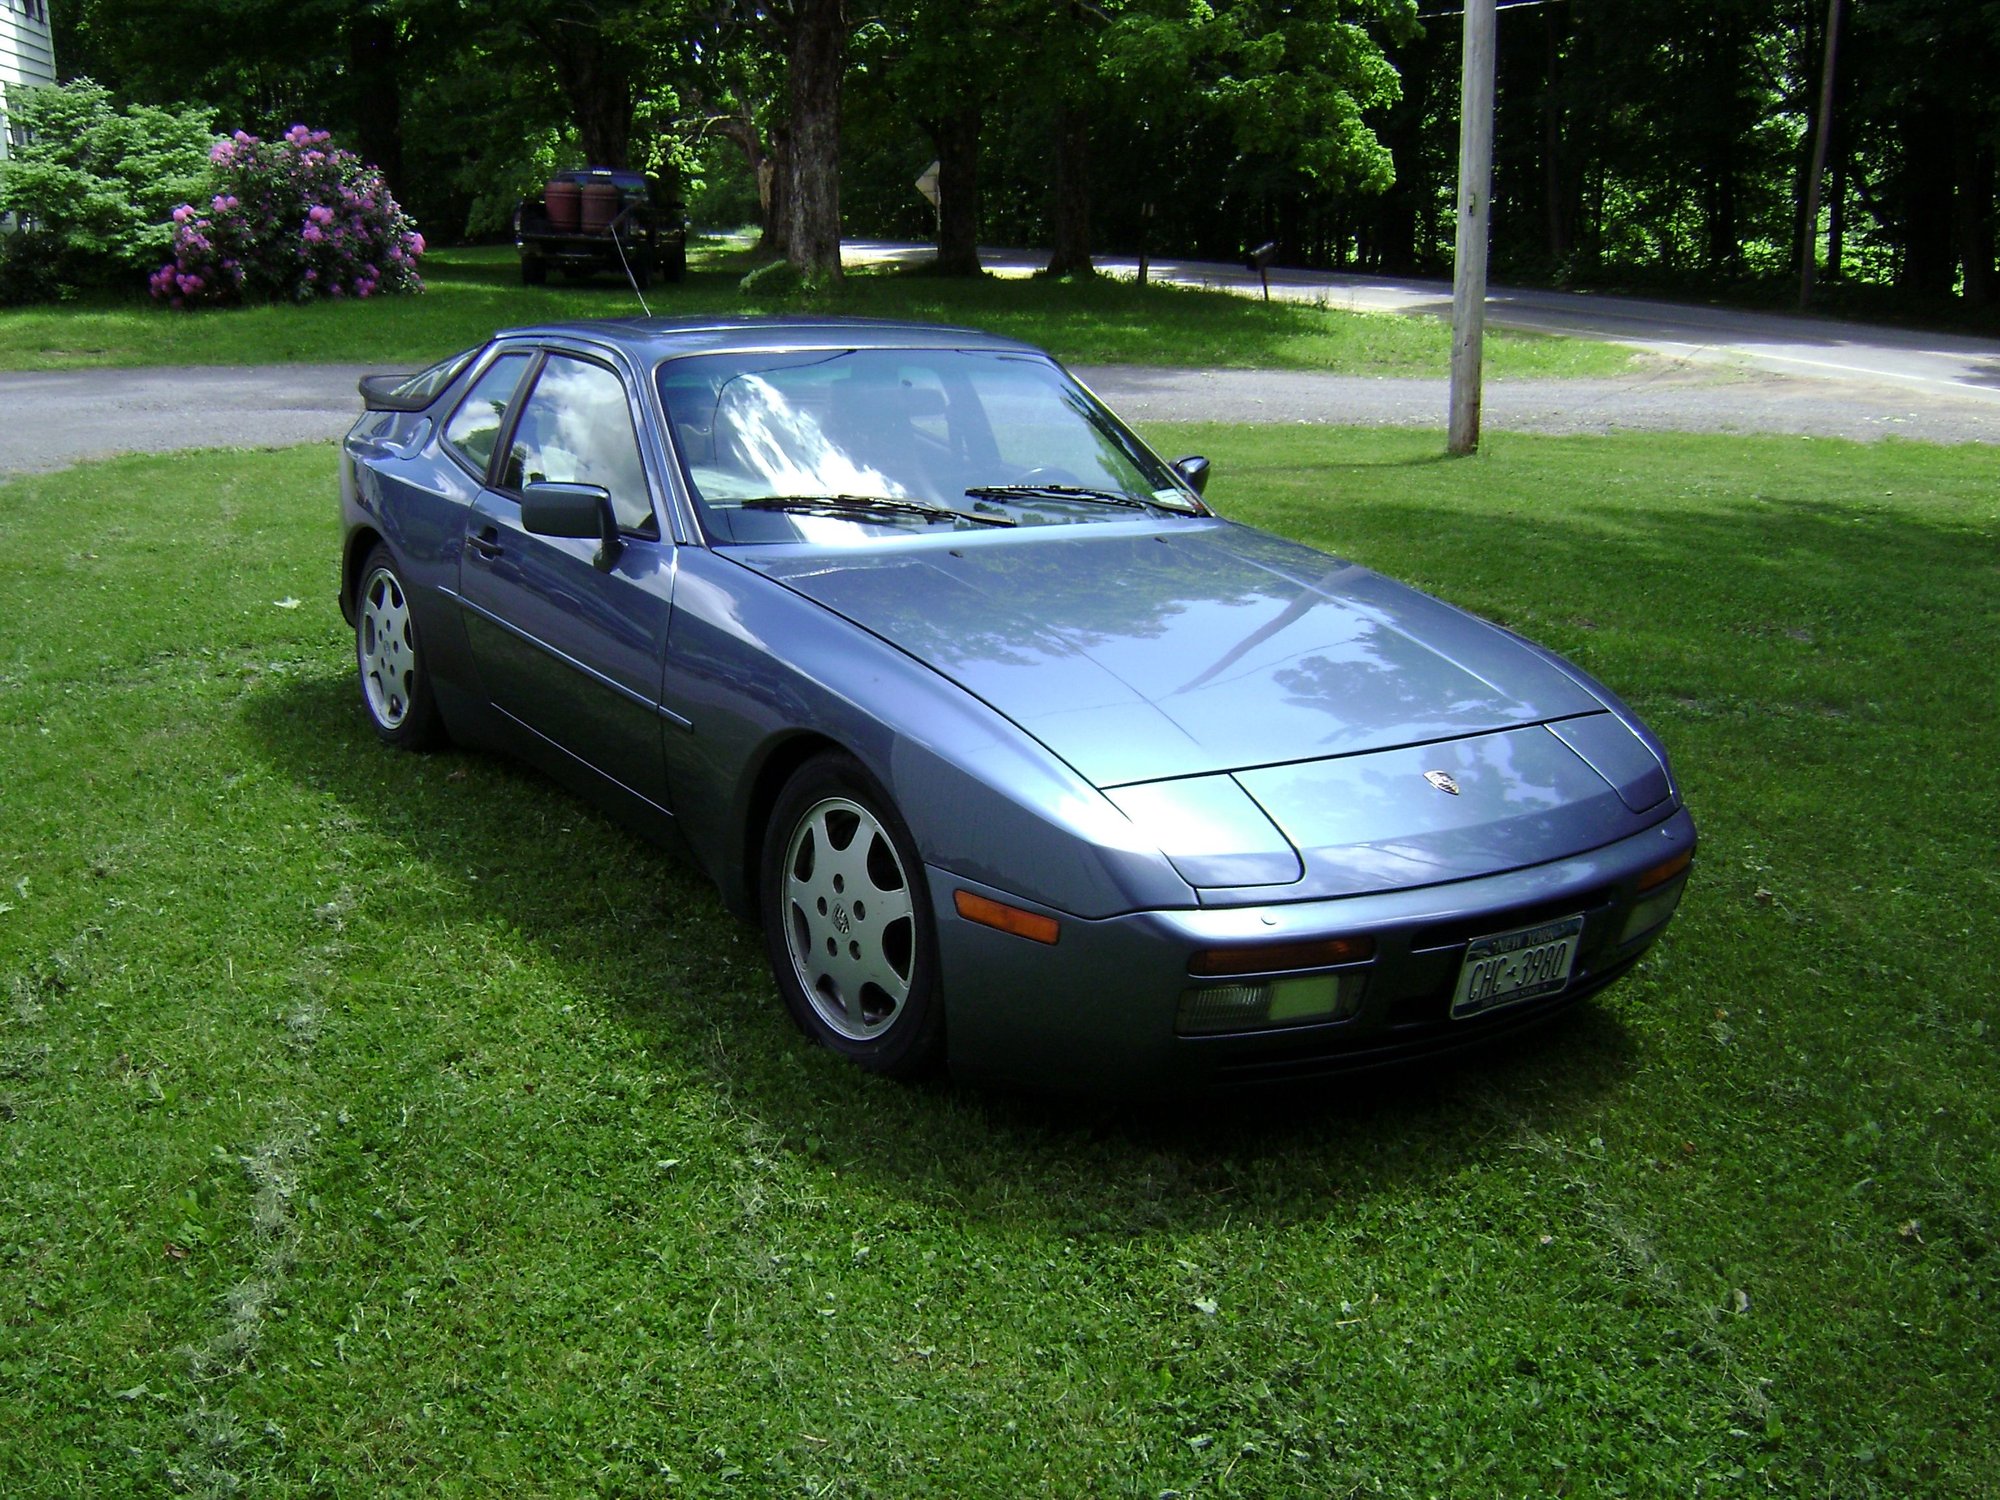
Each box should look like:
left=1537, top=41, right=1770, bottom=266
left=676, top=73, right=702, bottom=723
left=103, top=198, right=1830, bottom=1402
left=734, top=520, right=1608, bottom=787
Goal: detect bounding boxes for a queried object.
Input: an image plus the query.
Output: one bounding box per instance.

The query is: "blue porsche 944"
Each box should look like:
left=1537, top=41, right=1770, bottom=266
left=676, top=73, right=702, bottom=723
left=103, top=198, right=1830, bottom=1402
left=340, top=316, right=1694, bottom=1095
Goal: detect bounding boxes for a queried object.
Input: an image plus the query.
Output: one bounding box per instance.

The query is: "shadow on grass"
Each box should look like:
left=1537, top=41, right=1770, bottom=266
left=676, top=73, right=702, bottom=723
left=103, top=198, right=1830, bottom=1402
left=228, top=449, right=2000, bottom=1233
left=242, top=669, right=1637, bottom=1236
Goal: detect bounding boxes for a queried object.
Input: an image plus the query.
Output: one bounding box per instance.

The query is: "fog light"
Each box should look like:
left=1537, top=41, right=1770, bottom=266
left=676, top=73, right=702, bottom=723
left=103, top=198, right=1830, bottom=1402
left=1176, top=973, right=1365, bottom=1036
left=1619, top=874, right=1688, bottom=945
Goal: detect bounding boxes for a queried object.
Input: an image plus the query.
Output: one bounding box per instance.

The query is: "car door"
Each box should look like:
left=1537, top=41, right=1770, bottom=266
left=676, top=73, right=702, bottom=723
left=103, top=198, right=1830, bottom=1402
left=456, top=347, right=677, bottom=811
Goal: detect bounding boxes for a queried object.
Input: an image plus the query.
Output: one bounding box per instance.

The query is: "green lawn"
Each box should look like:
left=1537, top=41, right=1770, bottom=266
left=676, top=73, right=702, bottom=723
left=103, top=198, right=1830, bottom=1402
left=0, top=242, right=1634, bottom=379
left=2, top=428, right=1996, bottom=1495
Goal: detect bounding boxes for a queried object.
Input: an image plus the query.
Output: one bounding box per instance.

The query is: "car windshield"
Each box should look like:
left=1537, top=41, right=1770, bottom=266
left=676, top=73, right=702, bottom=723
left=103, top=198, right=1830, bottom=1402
left=654, top=348, right=1201, bottom=543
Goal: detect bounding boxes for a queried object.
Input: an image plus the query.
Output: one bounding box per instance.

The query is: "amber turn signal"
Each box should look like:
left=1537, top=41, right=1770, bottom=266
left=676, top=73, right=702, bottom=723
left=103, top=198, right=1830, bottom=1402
left=1637, top=849, right=1694, bottom=892
left=953, top=889, right=1061, bottom=946
left=1189, top=935, right=1375, bottom=977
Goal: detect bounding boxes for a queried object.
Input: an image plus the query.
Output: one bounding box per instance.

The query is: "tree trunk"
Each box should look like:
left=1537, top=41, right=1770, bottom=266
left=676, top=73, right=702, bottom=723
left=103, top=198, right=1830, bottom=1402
left=927, top=101, right=982, bottom=276
left=786, top=0, right=844, bottom=282
left=1952, top=126, right=1994, bottom=306
left=343, top=12, right=403, bottom=195
left=535, top=22, right=633, bottom=168
left=1541, top=7, right=1574, bottom=271
left=1045, top=100, right=1092, bottom=275
left=1898, top=102, right=1957, bottom=297
left=723, top=112, right=788, bottom=257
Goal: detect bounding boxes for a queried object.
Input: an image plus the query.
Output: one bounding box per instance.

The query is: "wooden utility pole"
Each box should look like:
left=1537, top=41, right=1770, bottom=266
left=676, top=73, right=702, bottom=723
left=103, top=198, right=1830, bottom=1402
left=1448, top=0, right=1497, bottom=456
left=1799, top=0, right=1843, bottom=309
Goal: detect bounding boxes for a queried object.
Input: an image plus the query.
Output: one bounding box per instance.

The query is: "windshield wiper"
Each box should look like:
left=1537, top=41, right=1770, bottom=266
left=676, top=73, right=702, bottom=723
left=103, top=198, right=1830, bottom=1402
left=741, top=494, right=1015, bottom=527
left=964, top=483, right=1184, bottom=514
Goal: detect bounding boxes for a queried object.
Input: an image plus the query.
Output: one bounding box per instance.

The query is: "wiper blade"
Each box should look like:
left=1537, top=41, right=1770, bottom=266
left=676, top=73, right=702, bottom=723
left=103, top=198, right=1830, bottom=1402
left=741, top=493, right=1015, bottom=527
left=964, top=483, right=1181, bottom=513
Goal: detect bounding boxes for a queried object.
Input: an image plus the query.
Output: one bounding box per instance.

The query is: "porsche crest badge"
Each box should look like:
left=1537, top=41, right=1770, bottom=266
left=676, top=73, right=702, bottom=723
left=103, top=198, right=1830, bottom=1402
left=1424, top=769, right=1461, bottom=795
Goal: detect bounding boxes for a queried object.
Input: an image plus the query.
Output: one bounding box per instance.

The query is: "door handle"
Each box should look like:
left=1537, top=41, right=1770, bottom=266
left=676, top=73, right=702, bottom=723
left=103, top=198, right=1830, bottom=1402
left=469, top=525, right=503, bottom=561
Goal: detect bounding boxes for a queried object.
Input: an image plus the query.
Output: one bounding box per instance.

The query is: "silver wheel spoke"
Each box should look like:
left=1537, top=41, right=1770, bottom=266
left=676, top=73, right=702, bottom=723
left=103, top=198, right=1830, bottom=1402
left=358, top=567, right=415, bottom=731
left=779, top=794, right=917, bottom=1042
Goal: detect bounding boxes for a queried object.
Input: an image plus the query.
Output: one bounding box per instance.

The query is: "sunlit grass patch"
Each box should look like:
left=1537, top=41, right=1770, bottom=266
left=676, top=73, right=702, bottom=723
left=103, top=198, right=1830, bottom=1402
left=1, top=431, right=1995, bottom=1494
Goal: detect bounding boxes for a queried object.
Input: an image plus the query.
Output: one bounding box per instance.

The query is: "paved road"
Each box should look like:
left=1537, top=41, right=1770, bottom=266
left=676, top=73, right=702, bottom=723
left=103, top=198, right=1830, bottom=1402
left=4, top=246, right=1996, bottom=476
left=1, top=355, right=1992, bottom=478
left=848, top=240, right=2000, bottom=410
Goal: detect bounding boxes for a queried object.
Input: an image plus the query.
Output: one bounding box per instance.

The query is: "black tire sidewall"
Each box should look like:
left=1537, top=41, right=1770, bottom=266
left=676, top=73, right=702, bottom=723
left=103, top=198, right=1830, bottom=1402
left=761, top=752, right=944, bottom=1078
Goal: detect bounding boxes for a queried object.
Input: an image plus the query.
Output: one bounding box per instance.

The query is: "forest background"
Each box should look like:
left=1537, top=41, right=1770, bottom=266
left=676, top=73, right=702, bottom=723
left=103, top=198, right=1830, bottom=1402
left=41, top=0, right=2000, bottom=321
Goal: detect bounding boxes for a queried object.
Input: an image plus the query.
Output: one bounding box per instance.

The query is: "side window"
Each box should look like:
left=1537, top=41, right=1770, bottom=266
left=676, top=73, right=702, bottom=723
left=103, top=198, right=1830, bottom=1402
left=443, top=352, right=532, bottom=475
left=502, top=355, right=655, bottom=533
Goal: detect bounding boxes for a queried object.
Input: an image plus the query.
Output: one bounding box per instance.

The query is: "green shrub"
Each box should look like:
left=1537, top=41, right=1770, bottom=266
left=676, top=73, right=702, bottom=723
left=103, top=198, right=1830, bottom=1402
left=739, top=258, right=845, bottom=303
left=151, top=125, right=425, bottom=307
left=738, top=258, right=805, bottom=299
left=0, top=78, right=216, bottom=300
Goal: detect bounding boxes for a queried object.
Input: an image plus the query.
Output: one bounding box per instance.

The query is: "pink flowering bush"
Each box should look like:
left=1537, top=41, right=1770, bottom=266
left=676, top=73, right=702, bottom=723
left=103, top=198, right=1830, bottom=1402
left=151, top=125, right=424, bottom=308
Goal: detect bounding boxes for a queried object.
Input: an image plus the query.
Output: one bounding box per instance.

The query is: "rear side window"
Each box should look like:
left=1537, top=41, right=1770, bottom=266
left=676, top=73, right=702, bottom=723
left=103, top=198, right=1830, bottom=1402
left=391, top=347, right=476, bottom=405
left=443, top=352, right=533, bottom=475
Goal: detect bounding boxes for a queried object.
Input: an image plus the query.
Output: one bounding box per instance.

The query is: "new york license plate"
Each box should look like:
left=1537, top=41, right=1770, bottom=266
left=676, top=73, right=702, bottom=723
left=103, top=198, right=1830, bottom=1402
left=1451, top=914, right=1585, bottom=1019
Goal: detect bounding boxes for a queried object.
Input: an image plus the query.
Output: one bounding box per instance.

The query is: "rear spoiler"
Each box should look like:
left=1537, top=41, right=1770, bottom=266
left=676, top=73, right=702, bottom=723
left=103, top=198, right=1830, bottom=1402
left=358, top=373, right=432, bottom=412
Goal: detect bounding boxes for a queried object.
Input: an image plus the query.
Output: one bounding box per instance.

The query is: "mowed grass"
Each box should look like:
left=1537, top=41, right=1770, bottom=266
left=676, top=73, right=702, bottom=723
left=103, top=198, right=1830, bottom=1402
left=0, top=242, right=1632, bottom=379
left=2, top=428, right=1997, bottom=1496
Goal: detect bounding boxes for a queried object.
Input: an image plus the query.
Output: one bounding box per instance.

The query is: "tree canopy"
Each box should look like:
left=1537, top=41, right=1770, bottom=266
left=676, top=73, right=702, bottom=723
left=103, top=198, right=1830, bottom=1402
left=40, top=0, right=2000, bottom=312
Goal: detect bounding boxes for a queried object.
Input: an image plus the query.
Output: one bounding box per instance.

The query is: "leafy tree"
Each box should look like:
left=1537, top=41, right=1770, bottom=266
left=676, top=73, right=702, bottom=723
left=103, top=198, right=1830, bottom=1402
left=0, top=78, right=216, bottom=297
left=850, top=0, right=1008, bottom=275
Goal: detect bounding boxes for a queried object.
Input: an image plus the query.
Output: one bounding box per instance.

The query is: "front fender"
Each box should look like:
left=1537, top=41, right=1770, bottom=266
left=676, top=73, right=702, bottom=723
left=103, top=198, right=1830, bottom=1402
left=662, top=550, right=1197, bottom=920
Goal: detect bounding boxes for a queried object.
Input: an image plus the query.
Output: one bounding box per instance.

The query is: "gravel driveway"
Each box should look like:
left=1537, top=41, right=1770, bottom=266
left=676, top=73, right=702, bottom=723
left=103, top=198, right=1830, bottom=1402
left=0, top=356, right=1991, bottom=478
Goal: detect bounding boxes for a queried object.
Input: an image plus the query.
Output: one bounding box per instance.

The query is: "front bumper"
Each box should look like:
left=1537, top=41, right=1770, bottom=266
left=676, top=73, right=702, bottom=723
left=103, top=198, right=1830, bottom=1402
left=932, top=806, right=1695, bottom=1097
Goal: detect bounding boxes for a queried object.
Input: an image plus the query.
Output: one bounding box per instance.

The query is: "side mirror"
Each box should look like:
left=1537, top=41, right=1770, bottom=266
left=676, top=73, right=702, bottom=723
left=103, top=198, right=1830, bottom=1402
left=1171, top=455, right=1211, bottom=497
left=522, top=481, right=621, bottom=570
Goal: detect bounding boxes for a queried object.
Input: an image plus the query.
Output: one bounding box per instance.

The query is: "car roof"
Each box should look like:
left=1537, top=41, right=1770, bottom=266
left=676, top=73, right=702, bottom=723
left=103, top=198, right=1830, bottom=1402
left=490, top=315, right=1048, bottom=362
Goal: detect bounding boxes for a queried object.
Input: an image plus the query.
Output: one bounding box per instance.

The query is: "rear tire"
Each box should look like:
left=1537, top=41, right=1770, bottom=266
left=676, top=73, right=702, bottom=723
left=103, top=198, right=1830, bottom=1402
left=761, top=753, right=943, bottom=1078
left=355, top=546, right=443, bottom=750
left=520, top=253, right=547, bottom=286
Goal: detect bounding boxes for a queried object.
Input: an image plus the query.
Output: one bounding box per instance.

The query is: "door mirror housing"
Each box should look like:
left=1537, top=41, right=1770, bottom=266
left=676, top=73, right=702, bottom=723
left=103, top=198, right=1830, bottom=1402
left=522, top=481, right=621, bottom=569
left=1171, top=455, right=1211, bottom=497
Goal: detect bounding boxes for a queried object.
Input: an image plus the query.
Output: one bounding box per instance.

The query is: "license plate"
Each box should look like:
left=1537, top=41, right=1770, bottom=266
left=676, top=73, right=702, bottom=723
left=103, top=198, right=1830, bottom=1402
left=1451, top=914, right=1585, bottom=1019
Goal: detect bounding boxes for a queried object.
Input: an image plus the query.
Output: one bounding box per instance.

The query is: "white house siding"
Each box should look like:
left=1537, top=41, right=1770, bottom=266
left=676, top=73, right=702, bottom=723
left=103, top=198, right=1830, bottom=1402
left=1, top=1, right=60, bottom=163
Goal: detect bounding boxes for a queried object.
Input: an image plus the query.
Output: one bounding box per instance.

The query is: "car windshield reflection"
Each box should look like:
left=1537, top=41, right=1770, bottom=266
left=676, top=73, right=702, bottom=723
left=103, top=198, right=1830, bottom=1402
left=655, top=348, right=1201, bottom=543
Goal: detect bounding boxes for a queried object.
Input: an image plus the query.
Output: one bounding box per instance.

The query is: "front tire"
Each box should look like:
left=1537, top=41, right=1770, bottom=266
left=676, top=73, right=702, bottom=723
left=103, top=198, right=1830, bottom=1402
left=355, top=546, right=443, bottom=750
left=762, top=753, right=943, bottom=1078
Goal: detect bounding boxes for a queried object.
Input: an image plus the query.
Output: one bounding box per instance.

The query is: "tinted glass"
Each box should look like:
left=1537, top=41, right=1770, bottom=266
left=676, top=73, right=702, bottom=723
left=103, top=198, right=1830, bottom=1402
left=502, top=355, right=654, bottom=532
left=443, top=352, right=532, bottom=474
left=391, top=347, right=476, bottom=404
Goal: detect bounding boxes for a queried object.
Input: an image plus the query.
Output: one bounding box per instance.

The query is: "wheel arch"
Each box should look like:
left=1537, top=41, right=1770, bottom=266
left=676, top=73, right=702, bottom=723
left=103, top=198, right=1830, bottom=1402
left=729, top=729, right=851, bottom=921
left=341, top=524, right=387, bottom=626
